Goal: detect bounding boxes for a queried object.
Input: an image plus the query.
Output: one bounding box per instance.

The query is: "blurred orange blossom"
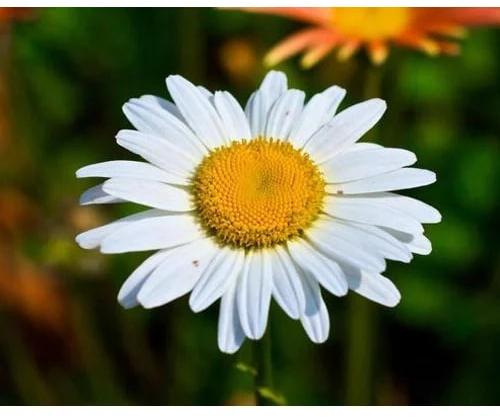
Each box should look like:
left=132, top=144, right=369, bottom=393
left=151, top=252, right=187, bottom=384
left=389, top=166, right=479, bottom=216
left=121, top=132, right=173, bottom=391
left=219, top=38, right=258, bottom=84
left=240, top=7, right=500, bottom=67
left=0, top=7, right=32, bottom=33
left=0, top=189, right=69, bottom=335
left=0, top=7, right=31, bottom=23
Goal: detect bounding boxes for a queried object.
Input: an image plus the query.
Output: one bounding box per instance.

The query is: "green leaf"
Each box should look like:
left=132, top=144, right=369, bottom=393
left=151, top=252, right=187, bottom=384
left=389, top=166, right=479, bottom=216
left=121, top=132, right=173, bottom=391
left=257, top=386, right=287, bottom=406
left=235, top=361, right=257, bottom=377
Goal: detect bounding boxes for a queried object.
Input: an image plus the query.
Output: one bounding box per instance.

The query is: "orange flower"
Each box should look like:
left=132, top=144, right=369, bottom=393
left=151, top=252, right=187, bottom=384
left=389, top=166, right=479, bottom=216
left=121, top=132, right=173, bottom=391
left=0, top=249, right=69, bottom=334
left=219, top=38, right=259, bottom=84
left=0, top=7, right=32, bottom=23
left=241, top=7, right=500, bottom=67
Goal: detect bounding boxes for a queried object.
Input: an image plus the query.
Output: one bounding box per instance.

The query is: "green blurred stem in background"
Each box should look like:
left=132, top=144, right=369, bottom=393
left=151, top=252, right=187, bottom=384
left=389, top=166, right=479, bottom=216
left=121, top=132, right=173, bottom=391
left=252, top=329, right=276, bottom=405
left=345, top=296, right=377, bottom=404
left=345, top=61, right=382, bottom=406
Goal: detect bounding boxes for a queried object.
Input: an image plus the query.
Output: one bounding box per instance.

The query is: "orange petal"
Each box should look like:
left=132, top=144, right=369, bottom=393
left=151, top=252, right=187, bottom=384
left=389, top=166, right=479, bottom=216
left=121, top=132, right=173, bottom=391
left=301, top=41, right=337, bottom=69
left=398, top=35, right=440, bottom=56
left=337, top=40, right=360, bottom=62
left=368, top=41, right=389, bottom=65
left=0, top=8, right=33, bottom=22
left=443, top=7, right=500, bottom=26
left=418, top=38, right=440, bottom=56
left=437, top=41, right=461, bottom=55
left=264, top=28, right=333, bottom=67
left=429, top=25, right=467, bottom=39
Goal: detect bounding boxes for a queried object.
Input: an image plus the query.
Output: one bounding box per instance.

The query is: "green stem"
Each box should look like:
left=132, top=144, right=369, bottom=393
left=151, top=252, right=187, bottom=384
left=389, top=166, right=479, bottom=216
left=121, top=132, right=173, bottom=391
left=345, top=61, right=382, bottom=406
left=361, top=62, right=382, bottom=100
left=253, top=331, right=274, bottom=406
left=345, top=296, right=376, bottom=405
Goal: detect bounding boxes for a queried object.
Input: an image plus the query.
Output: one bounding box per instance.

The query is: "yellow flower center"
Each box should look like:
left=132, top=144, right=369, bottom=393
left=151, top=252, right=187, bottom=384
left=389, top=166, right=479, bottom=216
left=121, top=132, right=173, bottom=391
left=193, top=138, right=325, bottom=249
left=331, top=7, right=410, bottom=41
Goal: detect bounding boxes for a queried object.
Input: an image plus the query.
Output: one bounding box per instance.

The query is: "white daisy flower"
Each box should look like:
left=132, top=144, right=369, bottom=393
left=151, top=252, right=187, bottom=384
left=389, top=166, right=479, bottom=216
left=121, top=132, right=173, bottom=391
left=76, top=71, right=441, bottom=354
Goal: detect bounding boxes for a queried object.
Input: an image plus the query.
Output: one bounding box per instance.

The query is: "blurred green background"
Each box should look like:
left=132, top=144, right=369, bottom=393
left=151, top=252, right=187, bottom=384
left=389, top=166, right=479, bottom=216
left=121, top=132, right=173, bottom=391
left=0, top=8, right=499, bottom=405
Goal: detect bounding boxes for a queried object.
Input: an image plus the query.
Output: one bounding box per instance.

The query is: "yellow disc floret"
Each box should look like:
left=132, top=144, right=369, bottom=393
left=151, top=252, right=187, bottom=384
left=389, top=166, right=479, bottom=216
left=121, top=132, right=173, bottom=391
left=192, top=138, right=325, bottom=249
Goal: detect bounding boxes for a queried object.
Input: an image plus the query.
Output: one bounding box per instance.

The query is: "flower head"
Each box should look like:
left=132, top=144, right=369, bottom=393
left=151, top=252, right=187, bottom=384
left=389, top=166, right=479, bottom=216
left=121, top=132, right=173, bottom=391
left=76, top=71, right=440, bottom=353
left=240, top=7, right=500, bottom=66
left=0, top=8, right=32, bottom=26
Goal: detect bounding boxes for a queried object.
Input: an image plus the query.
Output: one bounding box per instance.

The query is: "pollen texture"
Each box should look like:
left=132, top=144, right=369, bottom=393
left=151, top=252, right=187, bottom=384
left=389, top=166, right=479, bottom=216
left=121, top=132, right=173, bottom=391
left=193, top=138, right=326, bottom=249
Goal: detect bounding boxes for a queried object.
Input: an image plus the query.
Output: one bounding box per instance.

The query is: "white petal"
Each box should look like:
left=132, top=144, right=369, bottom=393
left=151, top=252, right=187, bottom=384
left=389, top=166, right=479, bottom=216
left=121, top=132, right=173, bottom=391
left=138, top=95, right=184, bottom=121
left=237, top=251, right=273, bottom=339
left=347, top=268, right=401, bottom=307
left=197, top=85, right=213, bottom=99
left=304, top=98, right=387, bottom=163
left=287, top=238, right=348, bottom=296
left=324, top=195, right=424, bottom=234
left=245, top=71, right=287, bottom=137
left=136, top=238, right=218, bottom=308
left=307, top=219, right=385, bottom=272
left=76, top=160, right=181, bottom=184
left=270, top=246, right=306, bottom=320
left=406, top=234, right=432, bottom=255
left=100, top=214, right=202, bottom=254
left=102, top=178, right=193, bottom=212
left=244, top=92, right=256, bottom=128
left=116, top=129, right=197, bottom=183
left=122, top=98, right=206, bottom=158
left=265, top=89, right=305, bottom=140
left=79, top=184, right=125, bottom=205
left=339, top=142, right=383, bottom=153
left=166, top=75, right=228, bottom=148
left=289, top=85, right=346, bottom=149
left=75, top=209, right=164, bottom=250
left=322, top=147, right=417, bottom=183
left=116, top=128, right=199, bottom=166
left=258, top=71, right=288, bottom=97
left=213, top=91, right=252, bottom=140
left=189, top=248, right=245, bottom=313
left=76, top=222, right=116, bottom=250
left=298, top=271, right=330, bottom=343
left=246, top=92, right=266, bottom=137
left=335, top=220, right=413, bottom=263
left=218, top=277, right=246, bottom=354
left=350, top=192, right=441, bottom=224
left=327, top=168, right=436, bottom=194
left=117, top=250, right=171, bottom=309
left=383, top=228, right=432, bottom=255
